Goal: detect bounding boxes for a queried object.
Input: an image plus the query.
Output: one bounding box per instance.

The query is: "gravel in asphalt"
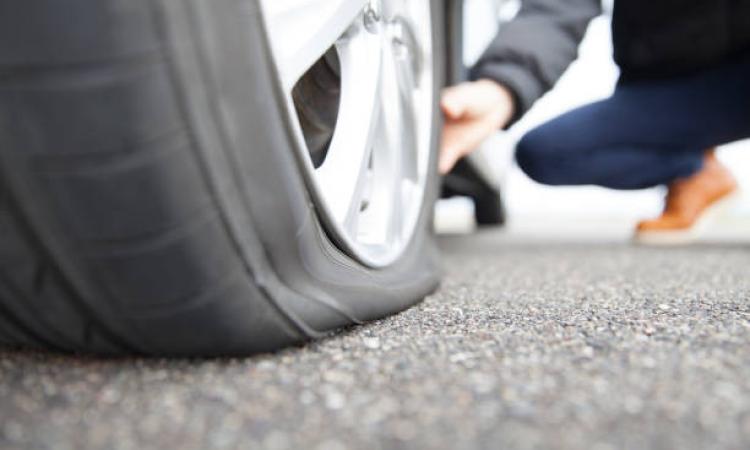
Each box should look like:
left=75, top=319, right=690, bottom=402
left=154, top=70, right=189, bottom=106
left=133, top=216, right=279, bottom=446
left=1, top=231, right=749, bottom=450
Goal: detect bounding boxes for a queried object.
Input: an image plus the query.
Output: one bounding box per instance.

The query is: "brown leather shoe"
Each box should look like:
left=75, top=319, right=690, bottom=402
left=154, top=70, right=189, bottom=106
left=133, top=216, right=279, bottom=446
left=635, top=149, right=739, bottom=244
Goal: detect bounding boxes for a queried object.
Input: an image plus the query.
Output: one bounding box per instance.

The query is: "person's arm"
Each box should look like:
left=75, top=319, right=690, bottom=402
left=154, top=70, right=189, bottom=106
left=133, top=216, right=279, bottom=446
left=470, top=0, right=602, bottom=126
left=439, top=0, right=601, bottom=174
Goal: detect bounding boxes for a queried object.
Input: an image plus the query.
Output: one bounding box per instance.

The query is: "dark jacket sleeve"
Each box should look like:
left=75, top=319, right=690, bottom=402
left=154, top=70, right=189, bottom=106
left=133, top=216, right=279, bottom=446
left=470, top=0, right=601, bottom=126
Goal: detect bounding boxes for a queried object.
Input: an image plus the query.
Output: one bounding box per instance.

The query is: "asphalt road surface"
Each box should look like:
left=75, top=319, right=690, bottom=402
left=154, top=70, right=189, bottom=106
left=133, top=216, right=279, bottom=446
left=1, top=229, right=749, bottom=450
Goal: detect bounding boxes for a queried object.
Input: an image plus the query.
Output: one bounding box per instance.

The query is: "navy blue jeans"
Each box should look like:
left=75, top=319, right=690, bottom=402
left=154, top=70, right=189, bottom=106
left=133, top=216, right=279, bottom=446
left=516, top=56, right=750, bottom=190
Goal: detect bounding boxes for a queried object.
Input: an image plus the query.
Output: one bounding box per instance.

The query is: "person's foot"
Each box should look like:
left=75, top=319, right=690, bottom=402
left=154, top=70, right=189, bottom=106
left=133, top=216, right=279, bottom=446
left=635, top=149, right=739, bottom=245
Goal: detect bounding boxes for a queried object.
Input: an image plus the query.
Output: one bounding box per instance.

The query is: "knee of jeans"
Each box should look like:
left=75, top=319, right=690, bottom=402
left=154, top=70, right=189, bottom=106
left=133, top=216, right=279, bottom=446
left=515, top=130, right=559, bottom=184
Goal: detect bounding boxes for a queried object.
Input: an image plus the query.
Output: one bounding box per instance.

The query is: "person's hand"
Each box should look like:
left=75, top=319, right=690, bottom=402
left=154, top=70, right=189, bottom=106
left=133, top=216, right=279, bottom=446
left=439, top=79, right=515, bottom=174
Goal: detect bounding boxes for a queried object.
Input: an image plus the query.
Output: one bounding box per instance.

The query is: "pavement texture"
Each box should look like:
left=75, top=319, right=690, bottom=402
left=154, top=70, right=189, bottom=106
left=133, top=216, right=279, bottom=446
left=2, top=230, right=750, bottom=450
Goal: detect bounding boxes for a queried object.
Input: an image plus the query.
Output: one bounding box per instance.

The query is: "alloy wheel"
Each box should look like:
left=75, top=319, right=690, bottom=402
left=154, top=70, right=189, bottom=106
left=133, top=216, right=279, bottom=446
left=259, top=0, right=435, bottom=267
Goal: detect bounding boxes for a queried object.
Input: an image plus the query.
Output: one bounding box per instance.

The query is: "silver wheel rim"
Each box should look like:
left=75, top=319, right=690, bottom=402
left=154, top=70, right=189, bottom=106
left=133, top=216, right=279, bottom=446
left=259, top=0, right=434, bottom=267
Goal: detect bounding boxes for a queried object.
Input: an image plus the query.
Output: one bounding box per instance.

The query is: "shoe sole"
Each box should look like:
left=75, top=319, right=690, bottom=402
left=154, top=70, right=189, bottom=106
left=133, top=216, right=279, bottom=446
left=634, top=190, right=741, bottom=246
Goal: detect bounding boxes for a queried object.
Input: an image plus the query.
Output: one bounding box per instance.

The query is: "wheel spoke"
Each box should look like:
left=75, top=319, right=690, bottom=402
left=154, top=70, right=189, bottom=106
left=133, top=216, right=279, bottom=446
left=315, top=31, right=383, bottom=226
left=362, top=35, right=419, bottom=245
left=386, top=49, right=416, bottom=241
left=388, top=19, right=420, bottom=181
left=260, top=0, right=368, bottom=90
left=361, top=107, right=400, bottom=246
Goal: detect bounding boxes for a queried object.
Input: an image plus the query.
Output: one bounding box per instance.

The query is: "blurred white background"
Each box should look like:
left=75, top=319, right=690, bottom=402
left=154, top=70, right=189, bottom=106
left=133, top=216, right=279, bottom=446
left=437, top=0, right=750, bottom=240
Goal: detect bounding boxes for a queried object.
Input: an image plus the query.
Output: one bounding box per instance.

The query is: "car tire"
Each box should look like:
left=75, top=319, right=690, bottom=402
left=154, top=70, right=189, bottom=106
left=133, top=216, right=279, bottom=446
left=0, top=0, right=443, bottom=356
